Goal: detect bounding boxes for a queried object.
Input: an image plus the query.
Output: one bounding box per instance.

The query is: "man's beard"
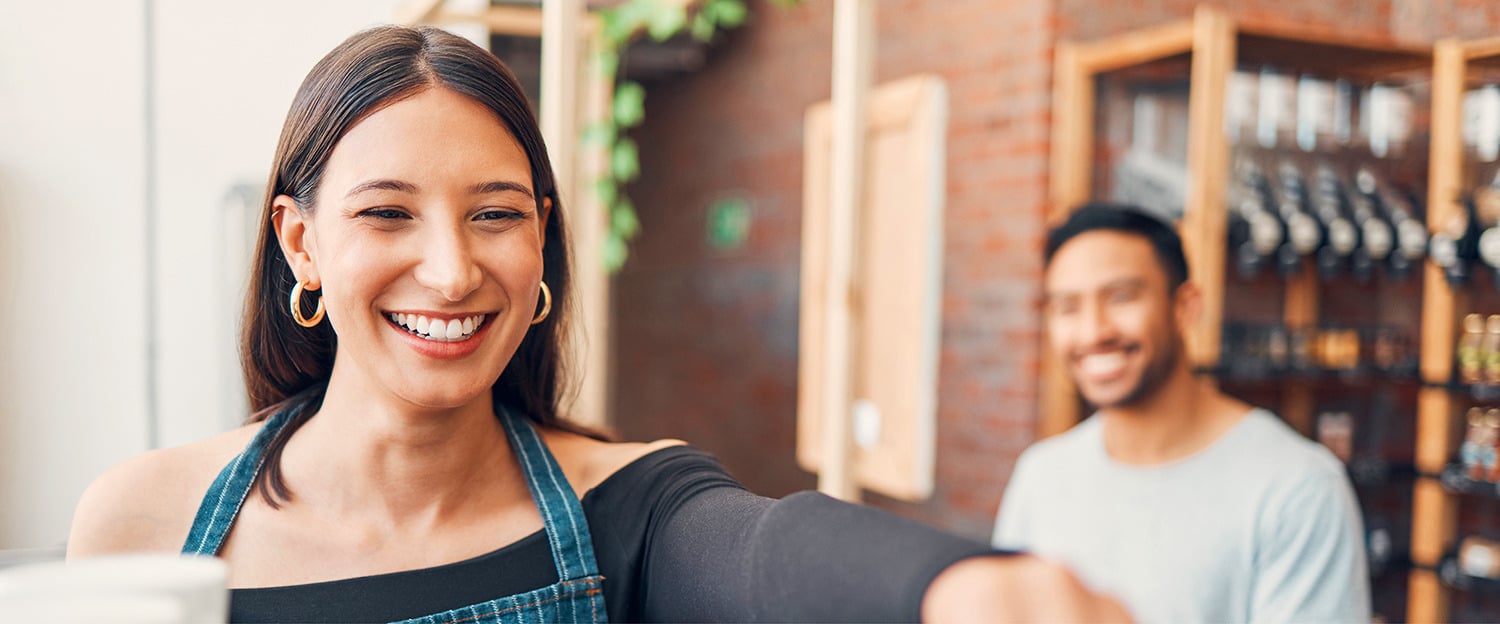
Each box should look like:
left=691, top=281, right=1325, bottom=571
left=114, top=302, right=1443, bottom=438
left=1092, top=332, right=1182, bottom=410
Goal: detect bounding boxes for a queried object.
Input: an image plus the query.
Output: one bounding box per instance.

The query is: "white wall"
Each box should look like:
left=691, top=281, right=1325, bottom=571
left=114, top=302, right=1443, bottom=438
left=0, top=0, right=395, bottom=550
left=0, top=0, right=151, bottom=550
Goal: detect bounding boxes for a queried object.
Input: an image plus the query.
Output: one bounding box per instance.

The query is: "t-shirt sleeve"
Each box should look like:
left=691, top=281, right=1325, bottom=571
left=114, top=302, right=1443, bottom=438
left=1249, top=466, right=1371, bottom=623
left=992, top=450, right=1036, bottom=549
left=596, top=446, right=998, bottom=622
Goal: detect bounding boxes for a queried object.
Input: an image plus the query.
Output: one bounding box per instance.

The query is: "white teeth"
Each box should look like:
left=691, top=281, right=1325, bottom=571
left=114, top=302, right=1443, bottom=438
left=386, top=312, right=486, bottom=342
left=1080, top=352, right=1127, bottom=378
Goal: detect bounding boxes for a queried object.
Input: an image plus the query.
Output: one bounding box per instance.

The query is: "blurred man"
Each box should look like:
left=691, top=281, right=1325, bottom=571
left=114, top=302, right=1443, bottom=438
left=994, top=203, right=1369, bottom=622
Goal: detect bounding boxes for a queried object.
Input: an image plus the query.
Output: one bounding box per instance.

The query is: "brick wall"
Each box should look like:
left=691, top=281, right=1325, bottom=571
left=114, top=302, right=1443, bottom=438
left=1392, top=0, right=1500, bottom=42
left=609, top=1, right=833, bottom=500
left=608, top=0, right=1500, bottom=541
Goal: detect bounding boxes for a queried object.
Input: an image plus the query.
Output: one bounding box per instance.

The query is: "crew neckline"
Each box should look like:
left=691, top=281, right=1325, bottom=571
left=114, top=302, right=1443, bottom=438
left=1090, top=407, right=1267, bottom=473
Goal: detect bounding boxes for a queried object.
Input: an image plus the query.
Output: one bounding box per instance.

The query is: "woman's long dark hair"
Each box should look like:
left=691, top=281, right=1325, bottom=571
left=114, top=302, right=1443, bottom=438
left=241, top=25, right=585, bottom=507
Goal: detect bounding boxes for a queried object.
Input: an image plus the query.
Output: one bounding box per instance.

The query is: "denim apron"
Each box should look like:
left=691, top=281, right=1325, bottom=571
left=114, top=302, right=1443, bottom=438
left=181, top=404, right=608, bottom=624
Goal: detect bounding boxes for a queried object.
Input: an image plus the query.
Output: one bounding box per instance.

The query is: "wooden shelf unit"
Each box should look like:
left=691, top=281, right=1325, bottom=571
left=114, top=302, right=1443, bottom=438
left=1046, top=5, right=1429, bottom=436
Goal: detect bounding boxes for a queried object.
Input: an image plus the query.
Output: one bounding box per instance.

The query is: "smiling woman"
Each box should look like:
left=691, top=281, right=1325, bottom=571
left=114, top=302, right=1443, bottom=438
left=272, top=86, right=551, bottom=413
left=62, top=24, right=1125, bottom=624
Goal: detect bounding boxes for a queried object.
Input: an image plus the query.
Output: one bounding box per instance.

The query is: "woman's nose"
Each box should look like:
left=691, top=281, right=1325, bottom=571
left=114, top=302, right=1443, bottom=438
left=413, top=227, right=483, bottom=302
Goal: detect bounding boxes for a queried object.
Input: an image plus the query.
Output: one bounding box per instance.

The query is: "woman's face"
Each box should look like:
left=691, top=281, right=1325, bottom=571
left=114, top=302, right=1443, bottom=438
left=274, top=86, right=549, bottom=410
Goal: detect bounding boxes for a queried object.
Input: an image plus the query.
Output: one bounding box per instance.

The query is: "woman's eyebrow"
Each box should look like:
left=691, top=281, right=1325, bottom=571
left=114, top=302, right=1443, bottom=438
left=471, top=180, right=533, bottom=198
left=343, top=179, right=534, bottom=199
left=345, top=178, right=418, bottom=198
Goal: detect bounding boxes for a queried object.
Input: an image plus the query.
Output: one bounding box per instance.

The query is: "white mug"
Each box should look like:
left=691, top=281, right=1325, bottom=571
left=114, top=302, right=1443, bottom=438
left=0, top=553, right=227, bottom=623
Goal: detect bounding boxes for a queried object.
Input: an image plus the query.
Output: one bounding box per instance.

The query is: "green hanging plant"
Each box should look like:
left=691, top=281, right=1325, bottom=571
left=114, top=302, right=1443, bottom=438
left=588, top=0, right=799, bottom=272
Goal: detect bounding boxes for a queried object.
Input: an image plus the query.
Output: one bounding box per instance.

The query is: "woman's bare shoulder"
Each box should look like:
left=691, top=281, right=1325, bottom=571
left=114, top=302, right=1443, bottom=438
left=67, top=423, right=262, bottom=558
left=538, top=428, right=687, bottom=495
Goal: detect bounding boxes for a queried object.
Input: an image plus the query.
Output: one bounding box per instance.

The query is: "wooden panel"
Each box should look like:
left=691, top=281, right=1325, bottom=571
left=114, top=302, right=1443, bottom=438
left=1038, top=350, right=1080, bottom=438
left=1234, top=31, right=1430, bottom=78
left=798, top=75, right=946, bottom=501
left=1071, top=20, right=1195, bottom=76
left=1038, top=40, right=1093, bottom=439
left=1180, top=5, right=1234, bottom=367
left=567, top=23, right=613, bottom=430
left=813, top=0, right=875, bottom=502
left=1407, top=39, right=1466, bottom=624
left=542, top=0, right=582, bottom=196
left=1410, top=477, right=1458, bottom=564
left=1409, top=477, right=1457, bottom=623
left=1281, top=265, right=1318, bottom=435
left=1282, top=263, right=1319, bottom=330
left=1422, top=41, right=1467, bottom=384
left=1415, top=387, right=1456, bottom=474
left=1464, top=35, right=1500, bottom=63
left=799, top=101, right=833, bottom=491
left=1048, top=40, right=1094, bottom=219
left=430, top=6, right=545, bottom=37
left=1408, top=568, right=1450, bottom=624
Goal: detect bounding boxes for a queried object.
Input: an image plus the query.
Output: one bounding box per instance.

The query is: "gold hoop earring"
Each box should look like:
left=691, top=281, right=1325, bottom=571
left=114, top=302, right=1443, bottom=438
left=531, top=281, right=552, bottom=326
left=289, top=280, right=326, bottom=328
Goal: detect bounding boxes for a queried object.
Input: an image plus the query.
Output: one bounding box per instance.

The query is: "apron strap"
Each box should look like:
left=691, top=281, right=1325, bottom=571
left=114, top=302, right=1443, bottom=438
left=181, top=405, right=300, bottom=556
left=498, top=408, right=602, bottom=582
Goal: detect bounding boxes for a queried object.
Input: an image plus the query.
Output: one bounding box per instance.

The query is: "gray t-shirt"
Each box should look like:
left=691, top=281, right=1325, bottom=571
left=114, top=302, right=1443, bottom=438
left=993, top=409, right=1370, bottom=623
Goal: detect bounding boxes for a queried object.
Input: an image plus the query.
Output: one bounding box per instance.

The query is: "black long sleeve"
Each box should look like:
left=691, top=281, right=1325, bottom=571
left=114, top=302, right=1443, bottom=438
left=593, top=447, right=998, bottom=622
left=229, top=446, right=998, bottom=623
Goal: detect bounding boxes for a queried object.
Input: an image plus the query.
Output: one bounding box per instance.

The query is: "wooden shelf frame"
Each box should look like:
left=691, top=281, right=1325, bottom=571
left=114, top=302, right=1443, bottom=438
left=1404, top=36, right=1500, bottom=624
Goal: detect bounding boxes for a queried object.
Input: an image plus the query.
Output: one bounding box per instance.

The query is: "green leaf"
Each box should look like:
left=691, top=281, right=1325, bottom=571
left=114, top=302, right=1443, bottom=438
left=647, top=4, right=687, bottom=41
left=713, top=0, right=748, bottom=28
left=611, top=137, right=640, bottom=182
left=581, top=121, right=616, bottom=147
left=612, top=198, right=641, bottom=239
left=602, top=1, right=650, bottom=45
left=598, top=10, right=631, bottom=45
left=594, top=178, right=618, bottom=207
left=613, top=81, right=646, bottom=128
left=689, top=11, right=716, bottom=42
left=604, top=233, right=629, bottom=273
left=594, top=48, right=620, bottom=79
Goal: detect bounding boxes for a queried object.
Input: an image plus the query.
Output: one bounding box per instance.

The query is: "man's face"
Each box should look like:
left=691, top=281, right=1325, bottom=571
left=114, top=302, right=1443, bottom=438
left=1043, top=231, right=1188, bottom=409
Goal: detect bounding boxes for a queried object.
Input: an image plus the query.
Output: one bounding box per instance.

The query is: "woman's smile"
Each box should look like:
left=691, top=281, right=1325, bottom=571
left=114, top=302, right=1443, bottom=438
left=383, top=310, right=498, bottom=360
left=386, top=311, right=490, bottom=342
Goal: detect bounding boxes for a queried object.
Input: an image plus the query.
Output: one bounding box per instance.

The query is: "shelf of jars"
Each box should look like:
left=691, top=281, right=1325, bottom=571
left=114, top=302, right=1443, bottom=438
left=1213, top=322, right=1419, bottom=383
left=1044, top=4, right=1432, bottom=432
left=1438, top=546, right=1500, bottom=594
left=1434, top=526, right=1500, bottom=620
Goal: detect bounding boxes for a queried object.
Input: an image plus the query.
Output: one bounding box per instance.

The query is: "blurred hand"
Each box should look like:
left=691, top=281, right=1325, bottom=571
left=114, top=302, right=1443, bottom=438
left=922, top=554, right=1132, bottom=623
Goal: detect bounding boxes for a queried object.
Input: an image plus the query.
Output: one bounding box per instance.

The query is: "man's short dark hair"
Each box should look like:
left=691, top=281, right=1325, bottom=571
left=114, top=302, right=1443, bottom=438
left=1044, top=203, right=1190, bottom=290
